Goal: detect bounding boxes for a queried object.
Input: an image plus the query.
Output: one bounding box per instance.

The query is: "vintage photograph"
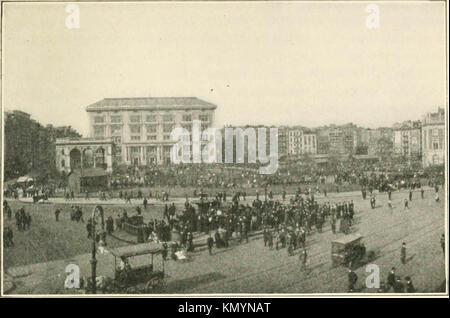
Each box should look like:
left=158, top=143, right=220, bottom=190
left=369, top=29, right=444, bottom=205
left=1, top=1, right=447, bottom=296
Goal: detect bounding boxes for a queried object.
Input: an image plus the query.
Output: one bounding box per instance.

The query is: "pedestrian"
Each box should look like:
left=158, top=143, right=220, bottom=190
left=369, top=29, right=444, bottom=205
left=387, top=267, right=396, bottom=291
left=401, top=242, right=406, bottom=264
left=55, top=209, right=60, bottom=222
left=268, top=231, right=274, bottom=250
left=404, top=276, right=415, bottom=293
left=404, top=199, right=409, bottom=210
left=143, top=197, right=148, bottom=210
left=347, top=268, right=358, bottom=292
left=300, top=248, right=307, bottom=271
left=421, top=188, right=424, bottom=199
left=393, top=277, right=404, bottom=293
left=409, top=190, right=412, bottom=201
left=207, top=234, right=214, bottom=255
left=263, top=227, right=268, bottom=247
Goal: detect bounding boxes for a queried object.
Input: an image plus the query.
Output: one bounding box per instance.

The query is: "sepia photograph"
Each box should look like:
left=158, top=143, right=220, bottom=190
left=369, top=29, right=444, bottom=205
left=1, top=1, right=448, bottom=297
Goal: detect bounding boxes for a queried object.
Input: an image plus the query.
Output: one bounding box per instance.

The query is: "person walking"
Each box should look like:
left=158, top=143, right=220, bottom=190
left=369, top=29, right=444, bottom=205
left=207, top=234, right=214, bottom=256
left=405, top=276, right=415, bottom=293
left=347, top=269, right=358, bottom=292
left=300, top=248, right=307, bottom=271
left=54, top=209, right=61, bottom=222
left=401, top=242, right=406, bottom=264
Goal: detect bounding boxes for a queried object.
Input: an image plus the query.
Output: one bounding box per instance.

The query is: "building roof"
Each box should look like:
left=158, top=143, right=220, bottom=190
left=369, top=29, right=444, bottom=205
left=86, top=97, right=217, bottom=112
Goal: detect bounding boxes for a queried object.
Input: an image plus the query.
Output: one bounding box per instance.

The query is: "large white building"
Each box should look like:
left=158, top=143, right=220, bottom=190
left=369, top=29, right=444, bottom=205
left=288, top=128, right=317, bottom=155
left=86, top=97, right=217, bottom=166
left=422, top=107, right=445, bottom=167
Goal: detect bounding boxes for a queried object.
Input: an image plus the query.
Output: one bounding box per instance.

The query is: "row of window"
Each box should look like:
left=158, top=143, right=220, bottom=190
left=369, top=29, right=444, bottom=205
left=94, top=114, right=210, bottom=124
left=94, top=123, right=209, bottom=137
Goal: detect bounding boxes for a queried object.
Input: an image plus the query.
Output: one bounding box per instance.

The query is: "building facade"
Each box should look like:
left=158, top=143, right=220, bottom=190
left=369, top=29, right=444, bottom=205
left=422, top=107, right=445, bottom=167
left=55, top=138, right=114, bottom=173
left=86, top=97, right=217, bottom=165
left=393, top=120, right=422, bottom=159
left=288, top=128, right=317, bottom=155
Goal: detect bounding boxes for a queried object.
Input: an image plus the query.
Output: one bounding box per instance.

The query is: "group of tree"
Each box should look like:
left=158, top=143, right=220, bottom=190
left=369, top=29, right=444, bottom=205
left=3, top=111, right=81, bottom=181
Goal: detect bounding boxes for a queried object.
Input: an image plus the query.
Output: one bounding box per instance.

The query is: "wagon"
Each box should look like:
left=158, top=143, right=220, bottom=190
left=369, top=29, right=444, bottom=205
left=331, top=233, right=370, bottom=268
left=109, top=242, right=165, bottom=293
left=84, top=242, right=165, bottom=294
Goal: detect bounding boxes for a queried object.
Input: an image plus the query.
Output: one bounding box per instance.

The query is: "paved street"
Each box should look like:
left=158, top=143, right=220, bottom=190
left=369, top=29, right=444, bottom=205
left=4, top=188, right=446, bottom=295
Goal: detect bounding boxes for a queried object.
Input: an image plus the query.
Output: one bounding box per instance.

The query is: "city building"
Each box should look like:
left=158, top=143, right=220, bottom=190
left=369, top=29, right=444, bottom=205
left=277, top=126, right=289, bottom=158
left=422, top=107, right=445, bottom=167
left=393, top=120, right=422, bottom=159
left=288, top=127, right=317, bottom=155
left=85, top=97, right=217, bottom=165
left=55, top=138, right=114, bottom=173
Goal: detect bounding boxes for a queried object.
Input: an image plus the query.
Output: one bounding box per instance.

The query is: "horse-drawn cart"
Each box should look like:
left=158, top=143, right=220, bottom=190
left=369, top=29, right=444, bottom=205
left=83, top=242, right=165, bottom=294
left=331, top=233, right=373, bottom=268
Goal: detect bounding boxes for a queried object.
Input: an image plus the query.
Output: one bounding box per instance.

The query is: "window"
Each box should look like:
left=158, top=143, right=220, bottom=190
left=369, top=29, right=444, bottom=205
left=129, top=125, right=141, bottom=134
left=163, top=135, right=171, bottom=140
left=147, top=135, right=157, bottom=141
left=131, top=136, right=141, bottom=141
left=61, top=159, right=65, bottom=167
left=111, top=115, right=122, bottom=123
left=182, top=124, right=192, bottom=132
left=94, top=116, right=105, bottom=124
left=146, top=146, right=157, bottom=153
left=199, top=115, right=209, bottom=122
left=61, top=149, right=65, bottom=155
left=112, top=136, right=121, bottom=144
left=130, top=115, right=141, bottom=123
left=146, top=115, right=157, bottom=122
left=163, top=124, right=174, bottom=133
left=433, top=142, right=439, bottom=150
left=182, top=114, right=192, bottom=122
left=111, top=125, right=122, bottom=135
left=94, top=126, right=105, bottom=136
left=146, top=125, right=157, bottom=133
left=163, top=114, right=174, bottom=122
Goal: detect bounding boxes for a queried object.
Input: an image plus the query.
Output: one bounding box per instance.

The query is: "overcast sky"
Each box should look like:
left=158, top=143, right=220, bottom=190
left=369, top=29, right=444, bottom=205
left=2, top=1, right=446, bottom=137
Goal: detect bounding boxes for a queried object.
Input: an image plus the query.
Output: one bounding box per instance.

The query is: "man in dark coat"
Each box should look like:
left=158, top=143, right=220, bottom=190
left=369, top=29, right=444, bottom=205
left=387, top=267, right=396, bottom=291
left=207, top=234, right=214, bottom=255
left=143, top=197, right=148, bottom=210
left=347, top=269, right=358, bottom=292
left=401, top=243, right=406, bottom=264
left=55, top=209, right=61, bottom=222
left=405, top=276, right=415, bottom=293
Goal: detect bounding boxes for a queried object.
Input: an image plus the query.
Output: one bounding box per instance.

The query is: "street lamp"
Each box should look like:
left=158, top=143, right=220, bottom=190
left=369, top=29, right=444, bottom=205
left=90, top=205, right=104, bottom=294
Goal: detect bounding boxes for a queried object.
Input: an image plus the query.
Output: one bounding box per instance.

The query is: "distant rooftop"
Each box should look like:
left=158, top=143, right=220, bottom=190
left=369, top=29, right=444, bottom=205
left=86, top=97, right=217, bottom=112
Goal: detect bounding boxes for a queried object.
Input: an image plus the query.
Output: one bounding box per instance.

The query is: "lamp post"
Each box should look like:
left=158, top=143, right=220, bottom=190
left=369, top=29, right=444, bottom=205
left=90, top=205, right=104, bottom=294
